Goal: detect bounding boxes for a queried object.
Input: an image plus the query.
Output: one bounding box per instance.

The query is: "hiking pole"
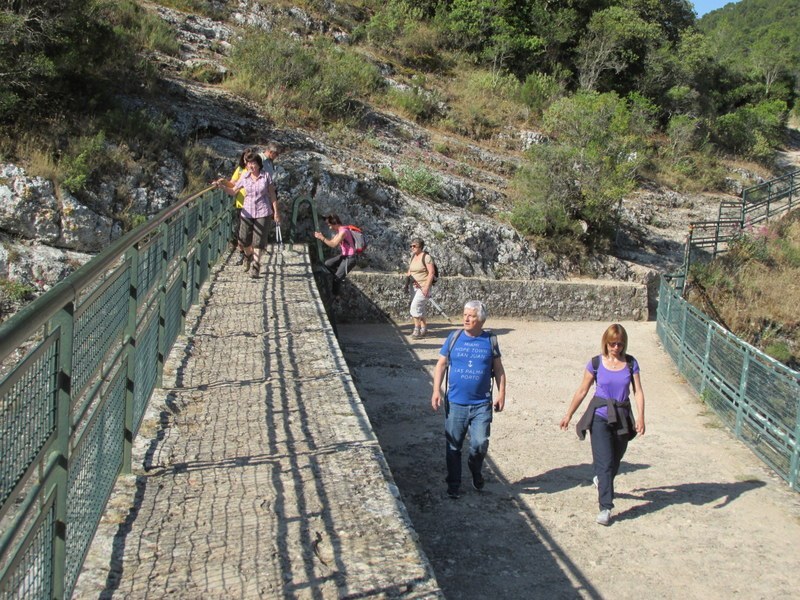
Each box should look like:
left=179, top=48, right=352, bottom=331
left=275, top=221, right=284, bottom=252
left=428, top=296, right=452, bottom=323
left=413, top=280, right=452, bottom=323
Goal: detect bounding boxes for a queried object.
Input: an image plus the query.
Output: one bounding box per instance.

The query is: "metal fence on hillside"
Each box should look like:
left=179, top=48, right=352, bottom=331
left=676, top=169, right=799, bottom=293
left=0, top=187, right=231, bottom=599
left=657, top=278, right=800, bottom=491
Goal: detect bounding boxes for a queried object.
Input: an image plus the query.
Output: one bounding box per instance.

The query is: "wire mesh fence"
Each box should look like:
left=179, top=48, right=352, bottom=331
left=657, top=280, right=800, bottom=490
left=0, top=187, right=232, bottom=599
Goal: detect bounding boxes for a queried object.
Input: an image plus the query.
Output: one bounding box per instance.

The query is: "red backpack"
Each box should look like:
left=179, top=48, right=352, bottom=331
left=343, top=225, right=367, bottom=254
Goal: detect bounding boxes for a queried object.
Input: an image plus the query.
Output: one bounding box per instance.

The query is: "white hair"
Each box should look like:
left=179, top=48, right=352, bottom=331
left=464, top=300, right=487, bottom=322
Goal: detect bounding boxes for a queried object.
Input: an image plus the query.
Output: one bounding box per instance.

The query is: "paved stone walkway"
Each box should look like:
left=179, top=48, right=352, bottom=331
left=74, top=247, right=442, bottom=599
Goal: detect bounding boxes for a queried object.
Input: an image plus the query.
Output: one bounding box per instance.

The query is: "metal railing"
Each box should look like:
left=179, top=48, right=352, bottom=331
left=656, top=280, right=800, bottom=491
left=0, top=186, right=232, bottom=599
left=676, top=169, right=799, bottom=293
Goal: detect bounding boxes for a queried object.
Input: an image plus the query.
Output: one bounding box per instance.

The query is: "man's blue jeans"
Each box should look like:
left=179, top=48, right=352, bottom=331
left=445, top=401, right=493, bottom=489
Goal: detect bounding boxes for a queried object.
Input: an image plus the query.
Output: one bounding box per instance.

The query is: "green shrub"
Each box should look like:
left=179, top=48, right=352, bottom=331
left=227, top=31, right=382, bottom=123
left=100, top=108, right=178, bottom=155
left=511, top=91, right=654, bottom=246
left=109, top=0, right=180, bottom=56
left=397, top=165, right=441, bottom=198
left=357, top=2, right=423, bottom=47
left=378, top=165, right=397, bottom=185
left=518, top=71, right=563, bottom=116
left=712, top=99, right=787, bottom=162
left=183, top=142, right=217, bottom=195
left=0, top=278, right=36, bottom=303
left=764, top=342, right=792, bottom=364
left=61, top=132, right=106, bottom=193
left=387, top=80, right=441, bottom=122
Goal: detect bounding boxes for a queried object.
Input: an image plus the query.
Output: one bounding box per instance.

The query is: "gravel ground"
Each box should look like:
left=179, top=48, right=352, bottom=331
left=339, top=319, right=800, bottom=600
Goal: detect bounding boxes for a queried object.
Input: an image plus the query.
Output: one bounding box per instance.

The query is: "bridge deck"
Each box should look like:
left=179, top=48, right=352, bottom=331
left=74, top=247, right=442, bottom=599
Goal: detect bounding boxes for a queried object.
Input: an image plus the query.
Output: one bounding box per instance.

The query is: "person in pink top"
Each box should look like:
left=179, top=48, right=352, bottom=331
left=215, top=153, right=279, bottom=278
left=314, top=214, right=356, bottom=295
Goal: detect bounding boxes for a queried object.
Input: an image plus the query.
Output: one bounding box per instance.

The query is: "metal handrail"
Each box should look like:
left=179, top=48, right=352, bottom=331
left=0, top=185, right=233, bottom=599
left=657, top=279, right=800, bottom=491
left=0, top=187, right=214, bottom=361
left=676, top=169, right=799, bottom=295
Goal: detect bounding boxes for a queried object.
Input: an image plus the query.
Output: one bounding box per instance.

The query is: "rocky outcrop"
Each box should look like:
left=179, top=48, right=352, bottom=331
left=4, top=0, right=785, bottom=314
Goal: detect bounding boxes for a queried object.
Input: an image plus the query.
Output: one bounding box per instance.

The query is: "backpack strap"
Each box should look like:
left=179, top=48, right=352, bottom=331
left=626, top=354, right=636, bottom=394
left=591, top=355, right=601, bottom=382
left=443, top=330, right=463, bottom=414
left=444, top=330, right=500, bottom=399
left=591, top=354, right=636, bottom=393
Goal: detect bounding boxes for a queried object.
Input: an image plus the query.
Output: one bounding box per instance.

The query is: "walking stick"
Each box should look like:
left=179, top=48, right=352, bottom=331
left=275, top=221, right=284, bottom=252
left=412, top=280, right=452, bottom=323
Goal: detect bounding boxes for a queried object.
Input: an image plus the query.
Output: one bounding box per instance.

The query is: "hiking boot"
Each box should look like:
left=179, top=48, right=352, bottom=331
left=447, top=486, right=460, bottom=499
left=411, top=328, right=420, bottom=338
left=596, top=509, right=611, bottom=526
left=471, top=471, right=485, bottom=491
left=234, top=252, right=245, bottom=266
left=242, top=255, right=252, bottom=272
left=249, top=263, right=260, bottom=278
left=418, top=327, right=427, bottom=338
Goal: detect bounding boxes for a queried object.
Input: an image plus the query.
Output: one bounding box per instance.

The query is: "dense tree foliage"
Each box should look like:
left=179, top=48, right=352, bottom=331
left=356, top=0, right=794, bottom=245
left=1, top=0, right=796, bottom=250
left=699, top=0, right=800, bottom=87
left=2, top=0, right=111, bottom=120
left=511, top=91, right=654, bottom=244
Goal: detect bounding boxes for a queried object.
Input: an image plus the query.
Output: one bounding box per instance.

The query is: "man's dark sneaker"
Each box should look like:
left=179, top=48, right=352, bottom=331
left=447, top=486, right=460, bottom=499
left=471, top=471, right=485, bottom=491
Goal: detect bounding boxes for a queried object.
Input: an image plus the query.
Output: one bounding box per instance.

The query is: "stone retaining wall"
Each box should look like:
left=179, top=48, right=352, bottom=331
left=330, top=271, right=649, bottom=323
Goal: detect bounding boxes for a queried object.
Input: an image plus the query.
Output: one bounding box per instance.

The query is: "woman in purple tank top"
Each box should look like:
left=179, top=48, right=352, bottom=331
left=559, top=324, right=646, bottom=526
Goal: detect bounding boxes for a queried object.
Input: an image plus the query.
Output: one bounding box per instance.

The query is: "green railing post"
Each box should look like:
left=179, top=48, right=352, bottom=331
left=700, top=320, right=713, bottom=396
left=792, top=398, right=800, bottom=491
left=289, top=195, right=325, bottom=262
left=206, top=196, right=215, bottom=276
left=678, top=298, right=688, bottom=372
left=155, top=223, right=170, bottom=389
left=735, top=347, right=750, bottom=439
left=122, top=248, right=140, bottom=474
left=48, top=304, right=75, bottom=600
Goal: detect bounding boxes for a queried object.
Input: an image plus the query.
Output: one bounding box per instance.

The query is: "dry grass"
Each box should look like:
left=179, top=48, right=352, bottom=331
left=688, top=210, right=800, bottom=367
left=437, top=66, right=533, bottom=142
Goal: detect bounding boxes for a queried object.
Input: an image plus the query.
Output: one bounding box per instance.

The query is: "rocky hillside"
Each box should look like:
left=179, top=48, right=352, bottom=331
left=1, top=1, right=796, bottom=321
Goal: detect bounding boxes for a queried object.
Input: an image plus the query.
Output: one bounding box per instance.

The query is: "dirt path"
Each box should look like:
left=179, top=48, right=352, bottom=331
left=339, top=319, right=800, bottom=599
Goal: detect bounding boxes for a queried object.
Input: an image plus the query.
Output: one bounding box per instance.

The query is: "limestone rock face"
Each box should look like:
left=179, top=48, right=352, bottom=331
left=0, top=165, right=60, bottom=244
left=4, top=0, right=779, bottom=316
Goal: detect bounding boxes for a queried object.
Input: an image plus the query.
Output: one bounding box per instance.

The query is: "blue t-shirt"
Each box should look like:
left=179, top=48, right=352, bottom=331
left=589, top=357, right=640, bottom=419
left=440, top=331, right=500, bottom=405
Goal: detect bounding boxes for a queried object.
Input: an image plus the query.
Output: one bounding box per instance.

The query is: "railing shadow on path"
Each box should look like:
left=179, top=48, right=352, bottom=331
left=336, top=286, right=605, bottom=600
left=82, top=247, right=440, bottom=599
left=98, top=259, right=229, bottom=598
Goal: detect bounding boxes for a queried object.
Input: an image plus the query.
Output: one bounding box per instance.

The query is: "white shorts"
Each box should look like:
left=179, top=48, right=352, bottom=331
left=410, top=288, right=429, bottom=318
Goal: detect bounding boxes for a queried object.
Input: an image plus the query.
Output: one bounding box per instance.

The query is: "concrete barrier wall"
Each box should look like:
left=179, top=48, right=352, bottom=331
left=331, top=271, right=649, bottom=323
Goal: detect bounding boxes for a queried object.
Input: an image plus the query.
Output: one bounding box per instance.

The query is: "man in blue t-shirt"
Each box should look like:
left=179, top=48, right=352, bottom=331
left=431, top=300, right=507, bottom=499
